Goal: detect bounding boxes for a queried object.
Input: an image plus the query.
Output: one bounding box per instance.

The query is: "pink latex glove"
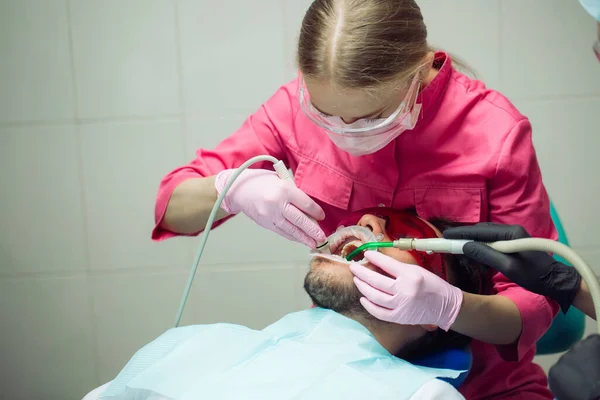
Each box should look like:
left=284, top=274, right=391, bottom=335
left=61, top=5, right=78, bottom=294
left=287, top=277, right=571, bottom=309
left=349, top=251, right=463, bottom=331
left=215, top=168, right=326, bottom=248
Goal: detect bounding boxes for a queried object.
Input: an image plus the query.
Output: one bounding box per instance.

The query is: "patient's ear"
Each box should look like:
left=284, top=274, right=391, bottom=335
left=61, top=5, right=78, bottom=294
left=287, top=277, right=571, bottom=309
left=421, top=324, right=438, bottom=332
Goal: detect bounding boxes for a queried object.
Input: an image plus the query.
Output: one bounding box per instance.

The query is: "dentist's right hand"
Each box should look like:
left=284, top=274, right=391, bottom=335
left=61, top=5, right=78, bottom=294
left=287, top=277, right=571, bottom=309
left=215, top=168, right=327, bottom=248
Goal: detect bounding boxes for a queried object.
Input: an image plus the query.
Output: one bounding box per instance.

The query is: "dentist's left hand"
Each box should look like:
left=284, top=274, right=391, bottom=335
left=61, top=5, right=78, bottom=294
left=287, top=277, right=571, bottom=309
left=349, top=251, right=463, bottom=331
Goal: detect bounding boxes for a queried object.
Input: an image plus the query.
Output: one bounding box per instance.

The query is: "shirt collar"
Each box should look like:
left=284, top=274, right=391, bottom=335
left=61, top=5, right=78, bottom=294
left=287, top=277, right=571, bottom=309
left=417, top=51, right=453, bottom=123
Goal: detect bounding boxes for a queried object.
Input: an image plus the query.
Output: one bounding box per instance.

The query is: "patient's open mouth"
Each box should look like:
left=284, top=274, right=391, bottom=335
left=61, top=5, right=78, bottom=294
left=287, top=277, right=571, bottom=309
left=332, top=237, right=364, bottom=261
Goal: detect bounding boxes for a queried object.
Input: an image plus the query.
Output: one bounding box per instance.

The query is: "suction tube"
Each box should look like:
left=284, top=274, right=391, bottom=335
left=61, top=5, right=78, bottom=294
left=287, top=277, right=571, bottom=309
left=346, top=237, right=600, bottom=333
left=174, top=155, right=282, bottom=327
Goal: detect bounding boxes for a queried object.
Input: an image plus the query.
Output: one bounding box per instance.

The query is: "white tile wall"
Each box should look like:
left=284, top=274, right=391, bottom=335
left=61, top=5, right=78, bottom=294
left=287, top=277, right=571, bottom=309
left=79, top=119, right=192, bottom=271
left=1, top=1, right=599, bottom=399
left=185, top=115, right=249, bottom=153
left=69, top=0, right=180, bottom=118
left=0, top=276, right=96, bottom=399
left=500, top=0, right=600, bottom=99
left=418, top=0, right=502, bottom=88
left=178, top=0, right=286, bottom=115
left=0, top=0, right=74, bottom=122
left=0, top=125, right=87, bottom=274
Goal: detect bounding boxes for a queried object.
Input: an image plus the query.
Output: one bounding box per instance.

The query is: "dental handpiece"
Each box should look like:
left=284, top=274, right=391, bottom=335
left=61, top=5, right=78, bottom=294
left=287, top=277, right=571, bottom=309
left=345, top=238, right=469, bottom=260
left=272, top=160, right=330, bottom=253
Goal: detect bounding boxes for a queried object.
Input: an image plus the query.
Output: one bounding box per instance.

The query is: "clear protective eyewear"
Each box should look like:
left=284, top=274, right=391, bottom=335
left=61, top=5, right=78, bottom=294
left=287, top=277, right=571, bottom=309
left=298, top=72, right=422, bottom=136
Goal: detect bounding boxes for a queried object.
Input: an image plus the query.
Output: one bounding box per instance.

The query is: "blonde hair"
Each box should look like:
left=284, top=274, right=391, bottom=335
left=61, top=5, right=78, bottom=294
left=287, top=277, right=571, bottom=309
left=297, top=0, right=474, bottom=92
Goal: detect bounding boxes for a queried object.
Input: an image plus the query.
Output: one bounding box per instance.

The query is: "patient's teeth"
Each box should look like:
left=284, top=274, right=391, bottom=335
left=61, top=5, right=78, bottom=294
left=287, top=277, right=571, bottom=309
left=341, top=240, right=362, bottom=257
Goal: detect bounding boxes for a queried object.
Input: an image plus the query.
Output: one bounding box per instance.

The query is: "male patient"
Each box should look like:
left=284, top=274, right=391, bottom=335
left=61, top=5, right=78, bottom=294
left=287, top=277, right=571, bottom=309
left=84, top=208, right=487, bottom=400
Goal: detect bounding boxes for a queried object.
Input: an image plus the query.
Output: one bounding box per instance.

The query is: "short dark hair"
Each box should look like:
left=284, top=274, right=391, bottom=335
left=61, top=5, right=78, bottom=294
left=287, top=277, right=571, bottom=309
left=396, top=218, right=492, bottom=361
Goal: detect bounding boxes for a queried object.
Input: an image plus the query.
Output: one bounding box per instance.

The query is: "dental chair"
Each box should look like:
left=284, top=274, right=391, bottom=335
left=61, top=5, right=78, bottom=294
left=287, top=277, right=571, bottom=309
left=535, top=201, right=586, bottom=355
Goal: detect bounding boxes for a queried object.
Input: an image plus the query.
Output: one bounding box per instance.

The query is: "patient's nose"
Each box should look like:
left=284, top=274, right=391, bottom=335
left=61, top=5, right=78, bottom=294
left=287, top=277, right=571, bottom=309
left=357, top=214, right=386, bottom=236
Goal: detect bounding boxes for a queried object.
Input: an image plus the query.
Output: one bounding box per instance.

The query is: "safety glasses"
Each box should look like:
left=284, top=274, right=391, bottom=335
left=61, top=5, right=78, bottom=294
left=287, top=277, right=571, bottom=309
left=297, top=72, right=422, bottom=135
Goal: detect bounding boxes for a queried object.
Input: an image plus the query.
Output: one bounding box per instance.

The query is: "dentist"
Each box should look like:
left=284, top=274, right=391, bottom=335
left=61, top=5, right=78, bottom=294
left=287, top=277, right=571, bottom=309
left=155, top=1, right=560, bottom=398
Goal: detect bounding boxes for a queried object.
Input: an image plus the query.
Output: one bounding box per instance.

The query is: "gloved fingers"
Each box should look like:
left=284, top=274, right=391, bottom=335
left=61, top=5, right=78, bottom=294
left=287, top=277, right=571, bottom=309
left=363, top=251, right=421, bottom=279
left=349, top=263, right=398, bottom=294
left=273, top=227, right=304, bottom=245
left=461, top=242, right=515, bottom=272
left=353, top=276, right=397, bottom=309
left=443, top=223, right=529, bottom=241
left=286, top=184, right=326, bottom=221
left=359, top=297, right=394, bottom=323
left=282, top=203, right=327, bottom=243
left=273, top=218, right=317, bottom=248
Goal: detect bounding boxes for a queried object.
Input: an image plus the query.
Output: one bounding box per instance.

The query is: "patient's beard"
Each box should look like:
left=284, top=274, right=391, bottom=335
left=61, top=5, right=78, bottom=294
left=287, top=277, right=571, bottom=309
left=303, top=262, right=434, bottom=358
left=303, top=266, right=371, bottom=319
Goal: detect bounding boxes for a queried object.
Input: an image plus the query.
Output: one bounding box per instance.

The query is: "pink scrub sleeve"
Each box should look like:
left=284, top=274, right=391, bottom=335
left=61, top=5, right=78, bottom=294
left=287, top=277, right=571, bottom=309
left=487, top=117, right=560, bottom=361
left=152, top=85, right=298, bottom=241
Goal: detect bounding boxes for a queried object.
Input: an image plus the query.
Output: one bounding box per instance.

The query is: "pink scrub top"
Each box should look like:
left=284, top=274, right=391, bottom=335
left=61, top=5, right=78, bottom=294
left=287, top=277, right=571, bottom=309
left=153, top=52, right=559, bottom=400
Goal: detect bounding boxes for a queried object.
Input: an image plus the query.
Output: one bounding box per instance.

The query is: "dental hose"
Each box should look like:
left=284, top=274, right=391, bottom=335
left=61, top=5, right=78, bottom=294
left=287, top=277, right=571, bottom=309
left=173, top=155, right=328, bottom=327
left=347, top=238, right=600, bottom=333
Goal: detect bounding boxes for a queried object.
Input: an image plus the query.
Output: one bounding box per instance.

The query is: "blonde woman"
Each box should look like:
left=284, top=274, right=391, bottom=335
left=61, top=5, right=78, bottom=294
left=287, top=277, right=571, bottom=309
left=154, top=1, right=559, bottom=398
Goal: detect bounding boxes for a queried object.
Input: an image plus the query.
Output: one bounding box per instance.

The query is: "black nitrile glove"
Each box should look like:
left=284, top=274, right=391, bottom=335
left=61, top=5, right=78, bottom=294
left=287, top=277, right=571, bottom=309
left=548, top=334, right=600, bottom=400
left=443, top=222, right=581, bottom=312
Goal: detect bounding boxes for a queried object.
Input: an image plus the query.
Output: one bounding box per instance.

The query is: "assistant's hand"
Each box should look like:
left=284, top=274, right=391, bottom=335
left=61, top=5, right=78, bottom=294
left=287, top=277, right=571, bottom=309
left=548, top=334, right=600, bottom=400
left=215, top=168, right=326, bottom=248
left=443, top=223, right=581, bottom=312
left=349, top=251, right=463, bottom=331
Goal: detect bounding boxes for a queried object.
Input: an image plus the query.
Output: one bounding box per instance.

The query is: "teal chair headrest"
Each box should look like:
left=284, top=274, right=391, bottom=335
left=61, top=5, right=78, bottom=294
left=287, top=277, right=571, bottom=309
left=536, top=201, right=586, bottom=355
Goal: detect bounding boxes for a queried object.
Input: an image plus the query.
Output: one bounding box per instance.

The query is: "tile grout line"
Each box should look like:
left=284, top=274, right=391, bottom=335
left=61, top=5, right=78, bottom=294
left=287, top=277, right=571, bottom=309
left=172, top=0, right=189, bottom=155
left=65, top=0, right=101, bottom=385
left=497, top=0, right=504, bottom=89
left=0, top=114, right=182, bottom=128
left=280, top=1, right=290, bottom=79
left=173, top=0, right=187, bottom=122
left=172, top=0, right=196, bottom=263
